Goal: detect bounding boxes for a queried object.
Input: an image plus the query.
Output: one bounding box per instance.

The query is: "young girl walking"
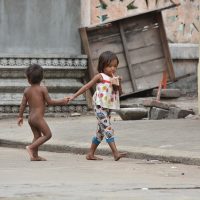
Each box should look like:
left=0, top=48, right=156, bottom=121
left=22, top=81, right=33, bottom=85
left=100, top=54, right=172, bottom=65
left=68, top=51, right=127, bottom=161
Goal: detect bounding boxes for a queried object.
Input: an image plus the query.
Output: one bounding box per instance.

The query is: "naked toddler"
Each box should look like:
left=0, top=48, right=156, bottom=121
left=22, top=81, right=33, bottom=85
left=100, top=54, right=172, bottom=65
left=18, top=64, right=68, bottom=161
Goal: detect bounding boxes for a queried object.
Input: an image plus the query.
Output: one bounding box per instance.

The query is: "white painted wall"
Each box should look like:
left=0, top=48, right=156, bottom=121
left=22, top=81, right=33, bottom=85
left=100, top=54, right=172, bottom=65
left=81, top=0, right=91, bottom=26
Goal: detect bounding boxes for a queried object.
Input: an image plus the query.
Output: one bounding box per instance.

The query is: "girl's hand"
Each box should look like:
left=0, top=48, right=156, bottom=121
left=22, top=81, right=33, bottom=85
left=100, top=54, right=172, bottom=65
left=63, top=97, right=70, bottom=104
left=17, top=117, right=23, bottom=126
left=65, top=96, right=74, bottom=102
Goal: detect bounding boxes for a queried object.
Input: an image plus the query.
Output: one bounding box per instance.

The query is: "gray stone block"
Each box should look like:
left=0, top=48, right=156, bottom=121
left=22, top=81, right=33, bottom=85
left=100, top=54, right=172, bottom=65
left=168, top=107, right=195, bottom=119
left=149, top=107, right=169, bottom=120
left=117, top=108, right=148, bottom=120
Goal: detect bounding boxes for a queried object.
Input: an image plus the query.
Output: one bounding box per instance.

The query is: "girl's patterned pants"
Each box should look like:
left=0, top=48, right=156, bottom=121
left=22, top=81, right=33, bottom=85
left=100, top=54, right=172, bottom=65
left=92, top=105, right=114, bottom=145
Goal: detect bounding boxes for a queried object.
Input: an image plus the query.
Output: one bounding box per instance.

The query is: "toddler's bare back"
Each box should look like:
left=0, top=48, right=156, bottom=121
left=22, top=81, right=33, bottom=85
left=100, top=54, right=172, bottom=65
left=25, top=85, right=47, bottom=117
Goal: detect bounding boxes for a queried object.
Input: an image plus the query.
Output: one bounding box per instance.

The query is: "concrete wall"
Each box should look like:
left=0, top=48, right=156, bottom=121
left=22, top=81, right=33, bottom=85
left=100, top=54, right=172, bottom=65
left=0, top=0, right=81, bottom=55
left=169, top=44, right=199, bottom=95
left=81, top=0, right=91, bottom=26
left=0, top=0, right=89, bottom=114
left=90, top=0, right=199, bottom=44
left=0, top=55, right=88, bottom=113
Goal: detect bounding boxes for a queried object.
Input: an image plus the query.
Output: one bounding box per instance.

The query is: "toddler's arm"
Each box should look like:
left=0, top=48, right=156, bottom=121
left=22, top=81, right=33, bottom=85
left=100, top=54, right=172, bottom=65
left=18, top=92, right=28, bottom=126
left=43, top=87, right=69, bottom=106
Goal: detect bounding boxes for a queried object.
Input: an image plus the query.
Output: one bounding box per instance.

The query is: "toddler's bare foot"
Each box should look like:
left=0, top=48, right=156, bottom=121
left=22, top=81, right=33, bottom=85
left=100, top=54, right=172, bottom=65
left=31, top=156, right=47, bottom=161
left=114, top=152, right=127, bottom=161
left=26, top=146, right=35, bottom=160
left=86, top=154, right=103, bottom=160
left=37, top=156, right=47, bottom=161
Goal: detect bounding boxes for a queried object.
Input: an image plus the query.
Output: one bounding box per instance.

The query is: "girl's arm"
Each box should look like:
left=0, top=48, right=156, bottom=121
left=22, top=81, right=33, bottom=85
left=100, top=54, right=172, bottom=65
left=68, top=74, right=102, bottom=101
left=18, top=90, right=28, bottom=126
left=43, top=87, right=69, bottom=106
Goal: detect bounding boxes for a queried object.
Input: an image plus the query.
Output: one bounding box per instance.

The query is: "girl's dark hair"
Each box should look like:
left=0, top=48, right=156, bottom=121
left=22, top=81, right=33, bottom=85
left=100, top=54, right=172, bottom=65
left=25, top=64, right=43, bottom=84
left=97, top=51, right=119, bottom=73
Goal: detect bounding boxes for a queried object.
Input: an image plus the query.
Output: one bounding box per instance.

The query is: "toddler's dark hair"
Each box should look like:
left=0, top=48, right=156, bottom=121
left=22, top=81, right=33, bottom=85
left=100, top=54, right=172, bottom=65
left=97, top=51, right=119, bottom=73
left=25, top=64, right=43, bottom=84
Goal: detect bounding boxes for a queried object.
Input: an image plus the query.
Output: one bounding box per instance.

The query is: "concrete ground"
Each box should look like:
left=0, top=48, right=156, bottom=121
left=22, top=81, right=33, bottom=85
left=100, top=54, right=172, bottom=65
left=121, top=96, right=198, bottom=114
left=0, top=109, right=200, bottom=165
left=1, top=147, right=200, bottom=200
left=1, top=96, right=200, bottom=199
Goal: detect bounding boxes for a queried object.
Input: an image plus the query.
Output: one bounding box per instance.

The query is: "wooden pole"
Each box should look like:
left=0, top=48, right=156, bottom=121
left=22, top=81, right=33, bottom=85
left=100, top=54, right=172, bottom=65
left=156, top=12, right=175, bottom=81
left=198, top=43, right=200, bottom=115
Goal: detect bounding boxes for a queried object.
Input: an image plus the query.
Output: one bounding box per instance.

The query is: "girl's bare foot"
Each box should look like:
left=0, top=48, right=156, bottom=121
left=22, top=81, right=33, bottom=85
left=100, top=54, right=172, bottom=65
left=31, top=156, right=47, bottom=161
left=86, top=154, right=103, bottom=160
left=114, top=152, right=127, bottom=161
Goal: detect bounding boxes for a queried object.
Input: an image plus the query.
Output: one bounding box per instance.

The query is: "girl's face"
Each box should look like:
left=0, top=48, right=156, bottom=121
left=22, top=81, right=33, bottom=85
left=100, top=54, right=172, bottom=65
left=103, top=59, right=118, bottom=77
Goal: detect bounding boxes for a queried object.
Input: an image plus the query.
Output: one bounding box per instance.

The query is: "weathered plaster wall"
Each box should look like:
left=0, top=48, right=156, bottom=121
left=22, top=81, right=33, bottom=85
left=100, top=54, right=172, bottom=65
left=90, top=0, right=199, bottom=44
left=0, top=0, right=89, bottom=114
left=169, top=44, right=199, bottom=94
left=0, top=0, right=81, bottom=55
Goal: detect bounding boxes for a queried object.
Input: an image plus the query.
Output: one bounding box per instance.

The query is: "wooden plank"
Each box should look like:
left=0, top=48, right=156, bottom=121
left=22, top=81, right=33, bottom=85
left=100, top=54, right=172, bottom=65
left=79, top=28, right=95, bottom=80
left=132, top=58, right=166, bottom=79
left=122, top=14, right=155, bottom=32
left=117, top=57, right=165, bottom=82
left=89, top=35, right=123, bottom=60
left=91, top=59, right=98, bottom=75
left=121, top=81, right=134, bottom=94
left=79, top=28, right=94, bottom=107
left=135, top=72, right=163, bottom=90
left=87, top=22, right=119, bottom=42
left=129, top=44, right=164, bottom=65
left=119, top=21, right=137, bottom=91
left=117, top=66, right=131, bottom=82
left=116, top=52, right=127, bottom=69
left=156, top=12, right=175, bottom=81
left=126, top=28, right=161, bottom=50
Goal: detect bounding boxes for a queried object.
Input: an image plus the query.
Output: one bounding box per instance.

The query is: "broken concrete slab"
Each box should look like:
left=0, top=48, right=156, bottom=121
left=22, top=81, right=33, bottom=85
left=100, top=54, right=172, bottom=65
left=143, top=99, right=170, bottom=110
left=168, top=107, right=195, bottom=119
left=148, top=105, right=195, bottom=120
left=117, top=108, right=148, bottom=120
left=143, top=99, right=195, bottom=120
left=149, top=107, right=169, bottom=120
